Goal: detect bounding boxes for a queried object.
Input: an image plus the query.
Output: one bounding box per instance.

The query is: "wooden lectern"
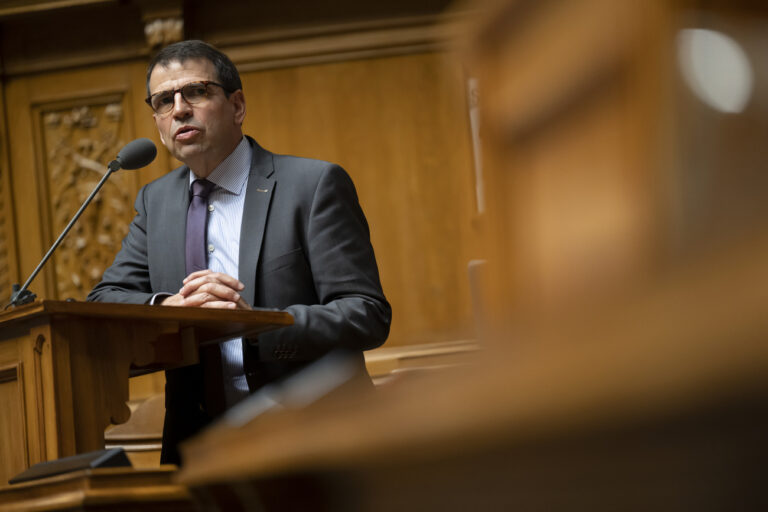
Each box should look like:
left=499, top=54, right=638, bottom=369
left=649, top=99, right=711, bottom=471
left=0, top=300, right=292, bottom=484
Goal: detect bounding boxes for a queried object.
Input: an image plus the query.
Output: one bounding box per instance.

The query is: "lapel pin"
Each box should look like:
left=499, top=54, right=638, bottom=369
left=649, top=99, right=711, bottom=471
left=256, top=188, right=269, bottom=193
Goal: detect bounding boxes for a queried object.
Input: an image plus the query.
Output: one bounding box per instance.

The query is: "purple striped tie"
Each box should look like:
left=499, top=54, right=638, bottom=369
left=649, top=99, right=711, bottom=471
left=186, top=179, right=216, bottom=275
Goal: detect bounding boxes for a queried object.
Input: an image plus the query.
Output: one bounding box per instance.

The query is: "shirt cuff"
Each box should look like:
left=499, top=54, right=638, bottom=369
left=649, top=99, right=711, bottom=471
left=148, top=292, right=173, bottom=305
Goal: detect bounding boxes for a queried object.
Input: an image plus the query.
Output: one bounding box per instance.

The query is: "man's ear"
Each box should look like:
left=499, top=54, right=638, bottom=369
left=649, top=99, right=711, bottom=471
left=230, top=90, right=246, bottom=125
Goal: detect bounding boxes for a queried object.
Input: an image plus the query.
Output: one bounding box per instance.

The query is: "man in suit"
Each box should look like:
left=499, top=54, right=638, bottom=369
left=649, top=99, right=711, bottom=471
left=88, top=40, right=391, bottom=465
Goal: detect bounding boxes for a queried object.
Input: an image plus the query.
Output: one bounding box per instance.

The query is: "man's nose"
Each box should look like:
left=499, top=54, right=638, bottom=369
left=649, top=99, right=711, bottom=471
left=171, top=91, right=192, bottom=118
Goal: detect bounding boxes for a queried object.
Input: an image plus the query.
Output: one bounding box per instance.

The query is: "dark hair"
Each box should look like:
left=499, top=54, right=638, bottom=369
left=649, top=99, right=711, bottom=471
left=146, top=40, right=242, bottom=97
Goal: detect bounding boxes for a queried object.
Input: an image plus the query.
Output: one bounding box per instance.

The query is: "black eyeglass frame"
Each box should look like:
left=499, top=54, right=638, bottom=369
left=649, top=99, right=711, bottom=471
left=145, top=81, right=232, bottom=114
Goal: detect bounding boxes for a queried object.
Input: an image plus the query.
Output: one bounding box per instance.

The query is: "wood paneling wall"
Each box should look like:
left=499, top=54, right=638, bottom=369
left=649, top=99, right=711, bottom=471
left=239, top=52, right=479, bottom=346
left=0, top=79, right=16, bottom=305
left=4, top=61, right=165, bottom=304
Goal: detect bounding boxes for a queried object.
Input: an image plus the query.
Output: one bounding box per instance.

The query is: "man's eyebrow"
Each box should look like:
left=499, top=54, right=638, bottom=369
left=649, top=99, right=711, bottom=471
left=150, top=80, right=208, bottom=94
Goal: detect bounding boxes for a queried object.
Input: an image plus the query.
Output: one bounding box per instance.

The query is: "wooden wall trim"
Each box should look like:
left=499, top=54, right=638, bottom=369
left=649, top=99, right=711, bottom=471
left=219, top=14, right=462, bottom=71
left=2, top=49, right=150, bottom=79
left=215, top=13, right=457, bottom=47
left=0, top=0, right=112, bottom=18
left=2, top=12, right=466, bottom=77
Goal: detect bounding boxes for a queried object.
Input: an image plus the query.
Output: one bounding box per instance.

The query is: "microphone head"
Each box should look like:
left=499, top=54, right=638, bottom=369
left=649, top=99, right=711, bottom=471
left=115, top=138, right=157, bottom=170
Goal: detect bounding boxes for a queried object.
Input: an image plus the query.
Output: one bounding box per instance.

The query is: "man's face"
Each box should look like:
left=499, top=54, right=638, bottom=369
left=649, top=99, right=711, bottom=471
left=148, top=58, right=245, bottom=176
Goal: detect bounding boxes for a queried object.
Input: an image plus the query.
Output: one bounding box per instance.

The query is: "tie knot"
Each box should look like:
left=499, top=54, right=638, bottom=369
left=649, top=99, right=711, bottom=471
left=191, top=179, right=215, bottom=198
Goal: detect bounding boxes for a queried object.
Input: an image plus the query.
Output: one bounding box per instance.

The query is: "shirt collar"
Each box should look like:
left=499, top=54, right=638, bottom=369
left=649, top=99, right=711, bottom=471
left=188, top=136, right=251, bottom=195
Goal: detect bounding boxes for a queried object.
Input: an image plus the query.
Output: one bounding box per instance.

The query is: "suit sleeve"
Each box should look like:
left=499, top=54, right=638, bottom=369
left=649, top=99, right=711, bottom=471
left=87, top=185, right=155, bottom=304
left=255, top=164, right=391, bottom=361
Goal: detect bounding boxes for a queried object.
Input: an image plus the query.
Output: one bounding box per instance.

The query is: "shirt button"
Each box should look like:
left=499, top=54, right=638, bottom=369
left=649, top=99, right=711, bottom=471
left=208, top=204, right=214, bottom=212
left=208, top=244, right=215, bottom=253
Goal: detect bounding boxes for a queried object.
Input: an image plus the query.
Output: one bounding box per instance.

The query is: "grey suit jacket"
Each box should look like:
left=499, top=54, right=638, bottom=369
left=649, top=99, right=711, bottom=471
left=88, top=137, right=390, bottom=463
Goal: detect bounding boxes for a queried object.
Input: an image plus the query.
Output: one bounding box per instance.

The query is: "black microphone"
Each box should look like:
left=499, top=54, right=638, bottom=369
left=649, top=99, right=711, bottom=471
left=6, top=138, right=158, bottom=308
left=108, top=137, right=157, bottom=171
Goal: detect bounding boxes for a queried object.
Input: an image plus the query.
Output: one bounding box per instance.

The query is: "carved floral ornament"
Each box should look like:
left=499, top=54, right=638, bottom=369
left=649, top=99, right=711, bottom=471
left=145, top=17, right=184, bottom=49
left=42, top=102, right=134, bottom=300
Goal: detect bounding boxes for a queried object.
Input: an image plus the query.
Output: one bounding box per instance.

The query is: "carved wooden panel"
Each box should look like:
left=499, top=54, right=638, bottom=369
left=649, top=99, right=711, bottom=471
left=38, top=97, right=135, bottom=301
left=0, top=364, right=28, bottom=484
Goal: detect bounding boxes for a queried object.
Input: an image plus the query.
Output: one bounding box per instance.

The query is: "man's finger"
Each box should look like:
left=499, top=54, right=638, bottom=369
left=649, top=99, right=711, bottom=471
left=180, top=293, right=211, bottom=307
left=179, top=273, right=244, bottom=297
left=182, top=269, right=213, bottom=284
left=235, top=296, right=252, bottom=311
left=200, top=301, right=238, bottom=309
left=197, top=282, right=241, bottom=301
left=159, top=293, right=187, bottom=306
left=204, top=272, right=244, bottom=290
left=181, top=282, right=240, bottom=302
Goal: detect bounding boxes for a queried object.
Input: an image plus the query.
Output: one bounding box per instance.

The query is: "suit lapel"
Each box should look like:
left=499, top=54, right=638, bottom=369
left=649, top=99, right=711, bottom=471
left=239, top=138, right=275, bottom=305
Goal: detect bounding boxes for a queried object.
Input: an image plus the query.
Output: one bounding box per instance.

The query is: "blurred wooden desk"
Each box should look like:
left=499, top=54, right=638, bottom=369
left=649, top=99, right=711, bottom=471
left=175, top=232, right=768, bottom=511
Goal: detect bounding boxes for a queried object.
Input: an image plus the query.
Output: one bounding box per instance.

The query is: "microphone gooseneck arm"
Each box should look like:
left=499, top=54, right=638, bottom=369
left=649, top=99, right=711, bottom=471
left=5, top=137, right=158, bottom=309
left=6, top=167, right=117, bottom=309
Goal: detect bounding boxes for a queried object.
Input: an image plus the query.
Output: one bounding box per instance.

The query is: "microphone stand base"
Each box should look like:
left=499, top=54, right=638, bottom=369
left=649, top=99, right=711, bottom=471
left=8, top=283, right=37, bottom=308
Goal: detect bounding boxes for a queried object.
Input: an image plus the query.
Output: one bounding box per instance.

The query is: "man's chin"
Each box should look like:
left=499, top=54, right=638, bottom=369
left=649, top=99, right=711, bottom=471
left=171, top=144, right=203, bottom=165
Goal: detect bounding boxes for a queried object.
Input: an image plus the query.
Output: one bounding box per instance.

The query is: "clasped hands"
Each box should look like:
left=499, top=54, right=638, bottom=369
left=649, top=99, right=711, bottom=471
left=160, top=269, right=251, bottom=310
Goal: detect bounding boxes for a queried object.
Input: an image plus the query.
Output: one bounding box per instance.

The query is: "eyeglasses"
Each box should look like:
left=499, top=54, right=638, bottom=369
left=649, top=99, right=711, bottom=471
left=145, top=81, right=230, bottom=115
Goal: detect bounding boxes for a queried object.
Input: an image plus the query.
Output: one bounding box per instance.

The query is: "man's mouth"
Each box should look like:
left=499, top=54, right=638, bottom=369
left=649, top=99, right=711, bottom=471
left=174, top=126, right=200, bottom=141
